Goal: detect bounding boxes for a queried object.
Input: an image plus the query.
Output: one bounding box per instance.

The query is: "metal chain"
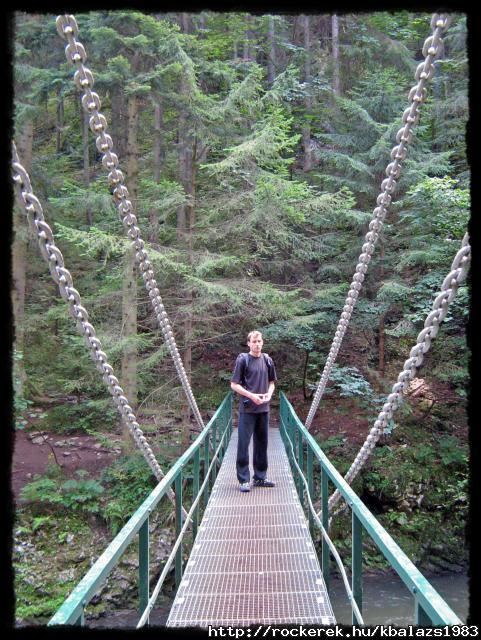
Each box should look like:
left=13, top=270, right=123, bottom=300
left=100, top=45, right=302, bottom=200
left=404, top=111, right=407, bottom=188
left=55, top=14, right=204, bottom=431
left=305, top=13, right=451, bottom=429
left=11, top=142, right=177, bottom=502
left=328, top=234, right=470, bottom=512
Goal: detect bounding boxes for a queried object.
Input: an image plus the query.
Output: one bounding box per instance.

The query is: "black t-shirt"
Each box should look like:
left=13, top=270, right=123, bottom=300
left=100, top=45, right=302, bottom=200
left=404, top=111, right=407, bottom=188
left=231, top=353, right=277, bottom=413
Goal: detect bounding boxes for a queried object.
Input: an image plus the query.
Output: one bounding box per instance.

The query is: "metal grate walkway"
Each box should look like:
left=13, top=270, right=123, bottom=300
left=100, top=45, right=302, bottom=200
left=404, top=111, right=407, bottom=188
left=167, top=426, right=336, bottom=627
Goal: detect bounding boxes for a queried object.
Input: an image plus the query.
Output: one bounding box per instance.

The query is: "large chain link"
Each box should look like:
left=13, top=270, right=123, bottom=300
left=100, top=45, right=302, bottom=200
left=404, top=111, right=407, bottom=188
left=11, top=142, right=177, bottom=501
left=55, top=14, right=204, bottom=431
left=328, top=233, right=470, bottom=511
left=305, top=13, right=451, bottom=429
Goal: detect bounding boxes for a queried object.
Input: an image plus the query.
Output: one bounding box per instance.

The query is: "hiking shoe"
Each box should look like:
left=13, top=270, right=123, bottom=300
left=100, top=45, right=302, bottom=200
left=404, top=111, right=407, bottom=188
left=239, top=482, right=251, bottom=493
left=253, top=478, right=275, bottom=488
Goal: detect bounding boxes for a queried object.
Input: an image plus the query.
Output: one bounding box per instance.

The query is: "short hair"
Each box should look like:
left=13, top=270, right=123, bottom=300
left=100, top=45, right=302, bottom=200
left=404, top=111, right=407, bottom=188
left=247, top=330, right=263, bottom=343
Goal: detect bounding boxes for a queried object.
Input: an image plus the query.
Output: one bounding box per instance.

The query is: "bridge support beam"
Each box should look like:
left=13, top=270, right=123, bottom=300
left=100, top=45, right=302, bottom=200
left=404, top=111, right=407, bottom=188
left=193, top=449, right=200, bottom=539
left=321, top=469, right=330, bottom=591
left=352, top=512, right=363, bottom=624
left=175, top=472, right=183, bottom=591
left=139, top=517, right=149, bottom=620
left=415, top=600, right=433, bottom=626
left=307, top=447, right=314, bottom=534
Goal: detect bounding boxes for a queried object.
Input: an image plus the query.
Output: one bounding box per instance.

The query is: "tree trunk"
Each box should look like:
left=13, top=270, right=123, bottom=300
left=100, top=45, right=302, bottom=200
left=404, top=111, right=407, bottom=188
left=149, top=99, right=164, bottom=242
left=177, top=135, right=187, bottom=242
left=121, top=92, right=139, bottom=451
left=378, top=313, right=385, bottom=375
left=267, top=15, right=276, bottom=87
left=181, top=12, right=191, bottom=34
left=332, top=14, right=341, bottom=97
left=110, top=87, right=125, bottom=157
left=82, top=104, right=92, bottom=227
left=301, top=14, right=312, bottom=172
left=378, top=241, right=385, bottom=375
left=180, top=136, right=196, bottom=446
left=121, top=245, right=137, bottom=450
left=197, top=13, right=205, bottom=36
left=12, top=119, right=33, bottom=399
left=176, top=80, right=188, bottom=242
left=243, top=14, right=252, bottom=61
left=56, top=87, right=64, bottom=154
left=126, top=94, right=139, bottom=216
left=302, top=349, right=312, bottom=400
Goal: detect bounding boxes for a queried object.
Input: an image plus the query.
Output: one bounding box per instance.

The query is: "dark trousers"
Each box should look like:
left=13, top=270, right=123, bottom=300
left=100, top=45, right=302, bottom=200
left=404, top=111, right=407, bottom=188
left=236, top=411, right=269, bottom=483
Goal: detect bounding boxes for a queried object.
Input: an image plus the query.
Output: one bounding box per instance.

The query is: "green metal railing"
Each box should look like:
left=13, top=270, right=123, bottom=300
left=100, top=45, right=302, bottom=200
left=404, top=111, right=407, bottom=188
left=48, top=392, right=233, bottom=627
left=280, top=391, right=462, bottom=626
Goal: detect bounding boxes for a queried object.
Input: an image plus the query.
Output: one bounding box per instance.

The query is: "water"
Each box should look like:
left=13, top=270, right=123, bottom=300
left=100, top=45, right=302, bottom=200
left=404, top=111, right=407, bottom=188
left=329, top=572, right=469, bottom=626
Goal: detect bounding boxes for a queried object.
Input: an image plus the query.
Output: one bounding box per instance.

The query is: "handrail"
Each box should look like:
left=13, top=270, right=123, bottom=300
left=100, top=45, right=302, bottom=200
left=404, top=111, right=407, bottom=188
left=280, top=392, right=462, bottom=626
left=48, top=392, right=233, bottom=627
left=137, top=422, right=231, bottom=627
left=283, top=428, right=364, bottom=625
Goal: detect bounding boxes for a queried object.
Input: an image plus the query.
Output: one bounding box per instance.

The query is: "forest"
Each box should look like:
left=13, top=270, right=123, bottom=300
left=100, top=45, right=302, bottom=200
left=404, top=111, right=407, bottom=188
left=12, top=11, right=469, bottom=625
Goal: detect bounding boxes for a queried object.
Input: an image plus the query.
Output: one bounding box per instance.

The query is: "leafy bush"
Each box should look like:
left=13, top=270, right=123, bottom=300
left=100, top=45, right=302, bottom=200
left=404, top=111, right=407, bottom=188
left=20, top=469, right=104, bottom=515
left=438, top=436, right=468, bottom=468
left=101, top=453, right=158, bottom=534
left=44, top=400, right=118, bottom=434
left=324, top=365, right=374, bottom=399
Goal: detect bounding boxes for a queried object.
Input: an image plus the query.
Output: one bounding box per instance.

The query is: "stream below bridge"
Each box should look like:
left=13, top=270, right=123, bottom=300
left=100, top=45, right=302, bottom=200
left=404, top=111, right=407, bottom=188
left=329, top=571, right=469, bottom=626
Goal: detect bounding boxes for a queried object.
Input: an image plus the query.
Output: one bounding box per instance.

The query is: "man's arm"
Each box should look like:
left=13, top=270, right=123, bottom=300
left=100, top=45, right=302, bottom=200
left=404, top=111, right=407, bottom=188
left=230, top=381, right=265, bottom=405
left=265, top=380, right=275, bottom=401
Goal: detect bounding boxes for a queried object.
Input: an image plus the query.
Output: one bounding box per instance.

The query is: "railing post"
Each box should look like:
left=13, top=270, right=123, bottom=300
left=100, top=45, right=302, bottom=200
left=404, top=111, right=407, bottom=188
left=175, top=471, right=183, bottom=591
left=307, top=446, right=314, bottom=533
left=193, top=449, right=200, bottom=540
left=204, top=432, right=210, bottom=507
left=212, top=419, right=218, bottom=483
left=415, top=598, right=433, bottom=626
left=74, top=607, right=85, bottom=626
left=139, top=516, right=149, bottom=621
left=297, top=429, right=304, bottom=508
left=219, top=412, right=225, bottom=462
left=291, top=423, right=296, bottom=482
left=224, top=401, right=230, bottom=456
left=352, top=512, right=363, bottom=624
left=285, top=410, right=291, bottom=463
left=321, top=465, right=330, bottom=592
left=280, top=397, right=285, bottom=444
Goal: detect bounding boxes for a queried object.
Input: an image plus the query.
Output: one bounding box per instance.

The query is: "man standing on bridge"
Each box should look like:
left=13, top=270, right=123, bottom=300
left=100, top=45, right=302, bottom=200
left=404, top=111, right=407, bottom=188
left=230, top=330, right=277, bottom=492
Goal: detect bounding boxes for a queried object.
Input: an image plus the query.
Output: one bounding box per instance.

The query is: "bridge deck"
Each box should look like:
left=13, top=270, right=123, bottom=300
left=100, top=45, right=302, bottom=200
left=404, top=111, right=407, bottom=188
left=167, top=426, right=336, bottom=627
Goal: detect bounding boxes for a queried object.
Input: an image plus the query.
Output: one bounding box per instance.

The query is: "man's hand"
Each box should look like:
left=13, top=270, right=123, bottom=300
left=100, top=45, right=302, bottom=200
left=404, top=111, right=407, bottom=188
left=250, top=394, right=267, bottom=405
left=254, top=393, right=271, bottom=404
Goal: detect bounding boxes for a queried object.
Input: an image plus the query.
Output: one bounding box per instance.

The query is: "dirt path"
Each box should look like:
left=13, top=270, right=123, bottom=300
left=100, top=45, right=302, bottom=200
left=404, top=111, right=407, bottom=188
left=12, top=428, right=121, bottom=502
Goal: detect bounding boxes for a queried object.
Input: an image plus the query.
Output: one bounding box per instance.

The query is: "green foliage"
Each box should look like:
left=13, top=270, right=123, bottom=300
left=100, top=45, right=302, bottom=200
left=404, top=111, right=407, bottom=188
left=20, top=469, right=104, bottom=516
left=324, top=365, right=374, bottom=399
left=376, top=281, right=412, bottom=304
left=405, top=273, right=469, bottom=327
left=54, top=224, right=126, bottom=262
left=437, top=436, right=468, bottom=468
left=319, top=435, right=345, bottom=452
left=401, top=177, right=470, bottom=241
left=101, top=454, right=157, bottom=534
left=44, top=400, right=118, bottom=435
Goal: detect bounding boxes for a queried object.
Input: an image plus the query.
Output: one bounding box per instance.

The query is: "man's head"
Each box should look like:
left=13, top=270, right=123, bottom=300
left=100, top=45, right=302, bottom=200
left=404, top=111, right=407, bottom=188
left=247, top=330, right=263, bottom=356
